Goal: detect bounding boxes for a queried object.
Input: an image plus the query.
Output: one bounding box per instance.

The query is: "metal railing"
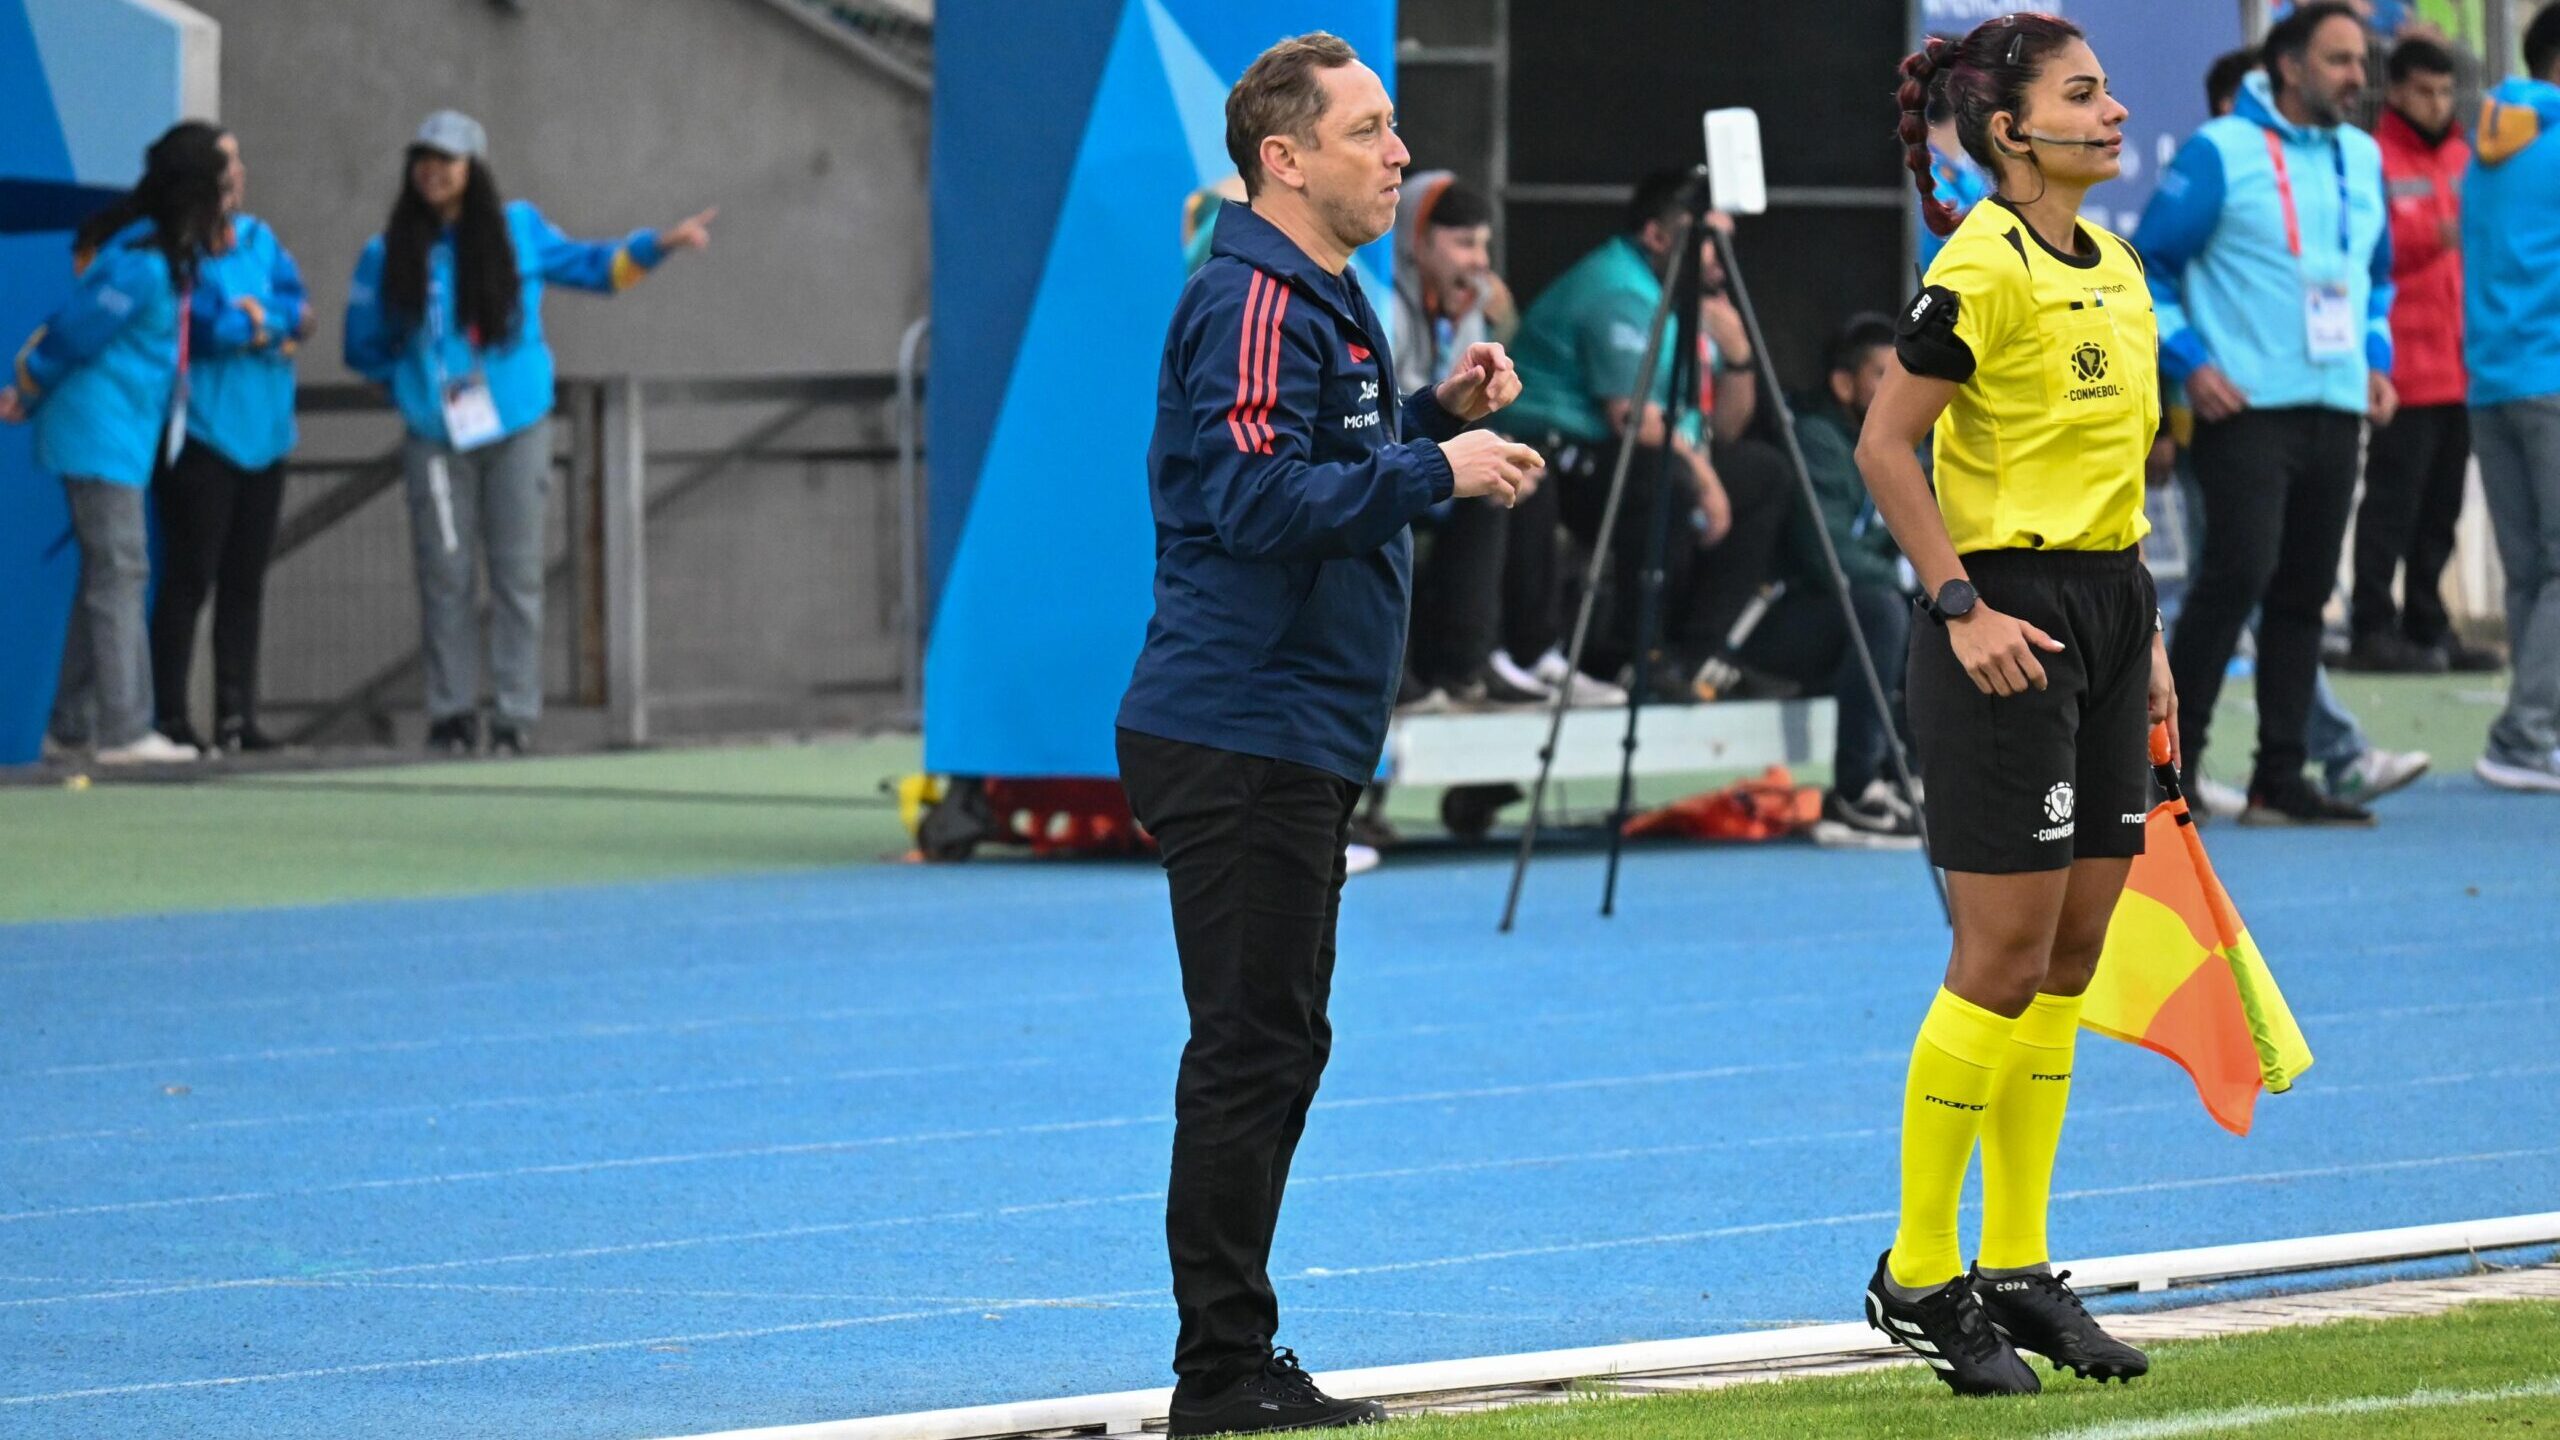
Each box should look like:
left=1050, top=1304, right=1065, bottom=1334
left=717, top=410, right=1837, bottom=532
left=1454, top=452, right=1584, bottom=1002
left=261, top=372, right=921, bottom=747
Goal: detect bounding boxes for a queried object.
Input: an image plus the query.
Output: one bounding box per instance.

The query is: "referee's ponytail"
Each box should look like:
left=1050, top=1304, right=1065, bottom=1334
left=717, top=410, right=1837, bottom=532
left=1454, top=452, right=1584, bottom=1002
left=1896, top=12, right=2084, bottom=237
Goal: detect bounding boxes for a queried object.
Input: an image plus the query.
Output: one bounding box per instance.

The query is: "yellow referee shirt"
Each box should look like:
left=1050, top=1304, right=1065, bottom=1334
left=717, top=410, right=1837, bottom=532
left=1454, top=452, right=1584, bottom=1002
left=1920, top=199, right=2157, bottom=554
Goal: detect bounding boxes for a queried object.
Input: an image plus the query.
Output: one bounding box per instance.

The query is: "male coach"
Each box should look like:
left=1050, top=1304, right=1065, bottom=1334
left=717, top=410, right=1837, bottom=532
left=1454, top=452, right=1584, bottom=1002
left=1115, top=31, right=1540, bottom=1438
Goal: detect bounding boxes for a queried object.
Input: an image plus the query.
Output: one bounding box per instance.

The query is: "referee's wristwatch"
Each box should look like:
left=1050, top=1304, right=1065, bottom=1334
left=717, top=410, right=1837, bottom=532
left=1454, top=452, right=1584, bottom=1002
left=1923, top=577, right=1978, bottom=626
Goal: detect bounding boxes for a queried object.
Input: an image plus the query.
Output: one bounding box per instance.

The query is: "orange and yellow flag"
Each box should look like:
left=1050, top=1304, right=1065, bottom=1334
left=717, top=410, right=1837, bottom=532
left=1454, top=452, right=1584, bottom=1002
left=2082, top=725, right=2315, bottom=1136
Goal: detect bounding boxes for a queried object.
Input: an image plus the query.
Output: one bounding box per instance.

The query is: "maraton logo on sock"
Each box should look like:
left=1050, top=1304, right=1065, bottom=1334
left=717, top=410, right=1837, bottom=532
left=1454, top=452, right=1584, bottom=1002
left=1922, top=1093, right=1987, bottom=1111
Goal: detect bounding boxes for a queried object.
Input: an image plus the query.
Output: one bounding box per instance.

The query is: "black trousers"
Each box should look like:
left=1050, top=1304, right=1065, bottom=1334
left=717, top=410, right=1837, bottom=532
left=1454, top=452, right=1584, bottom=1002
left=1556, top=435, right=1792, bottom=678
left=1410, top=467, right=1568, bottom=687
left=1117, top=728, right=1362, bottom=1393
left=2168, top=407, right=2364, bottom=786
left=149, top=441, right=286, bottom=728
left=2351, top=402, right=2470, bottom=647
left=1408, top=500, right=1507, bottom=690
left=1735, top=580, right=1912, bottom=796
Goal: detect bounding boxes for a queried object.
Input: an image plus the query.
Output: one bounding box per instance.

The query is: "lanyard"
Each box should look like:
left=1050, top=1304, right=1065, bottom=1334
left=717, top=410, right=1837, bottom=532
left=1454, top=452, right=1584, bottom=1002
left=2262, top=127, right=2349, bottom=260
left=174, top=288, right=191, bottom=381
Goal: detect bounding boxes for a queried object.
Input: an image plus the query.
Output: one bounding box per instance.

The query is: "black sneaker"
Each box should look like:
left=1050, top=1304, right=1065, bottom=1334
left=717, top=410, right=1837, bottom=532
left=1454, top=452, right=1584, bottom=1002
left=2238, top=773, right=2375, bottom=828
left=2436, top=637, right=2506, bottom=674
left=1863, top=1252, right=2040, bottom=1397
left=2339, top=632, right=2447, bottom=674
left=1166, top=1349, right=1385, bottom=1437
left=214, top=716, right=281, bottom=754
left=489, top=722, right=533, bottom=757
left=1974, top=1266, right=2149, bottom=1383
left=426, top=714, right=481, bottom=757
left=1813, top=781, right=1922, bottom=850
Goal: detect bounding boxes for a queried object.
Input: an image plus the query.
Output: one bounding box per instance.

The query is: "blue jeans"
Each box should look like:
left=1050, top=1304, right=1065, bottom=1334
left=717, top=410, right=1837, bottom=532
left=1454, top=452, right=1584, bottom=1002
left=2473, top=395, right=2560, bottom=759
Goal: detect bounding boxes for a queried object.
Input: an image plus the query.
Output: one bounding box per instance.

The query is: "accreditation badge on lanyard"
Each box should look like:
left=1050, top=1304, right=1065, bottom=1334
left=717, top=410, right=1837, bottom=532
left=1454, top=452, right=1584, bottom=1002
left=428, top=269, right=505, bottom=451
left=164, top=289, right=192, bottom=465
left=2265, top=130, right=2360, bottom=362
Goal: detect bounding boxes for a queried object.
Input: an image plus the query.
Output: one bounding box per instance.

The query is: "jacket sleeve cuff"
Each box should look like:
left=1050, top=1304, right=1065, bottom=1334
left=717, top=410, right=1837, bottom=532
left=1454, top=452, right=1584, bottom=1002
left=1402, top=382, right=1472, bottom=444
left=1411, top=436, right=1456, bottom=507
left=2366, top=332, right=2394, bottom=377
left=2159, top=328, right=2210, bottom=383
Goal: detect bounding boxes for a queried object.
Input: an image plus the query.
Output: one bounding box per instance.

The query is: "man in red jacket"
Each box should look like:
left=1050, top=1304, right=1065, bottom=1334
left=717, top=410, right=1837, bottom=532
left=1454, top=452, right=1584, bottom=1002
left=2349, top=37, right=2501, bottom=672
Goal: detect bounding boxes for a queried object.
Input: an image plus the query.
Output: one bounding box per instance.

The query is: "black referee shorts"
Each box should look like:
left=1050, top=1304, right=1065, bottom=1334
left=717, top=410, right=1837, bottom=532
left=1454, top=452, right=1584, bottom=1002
left=1907, top=546, right=2156, bottom=875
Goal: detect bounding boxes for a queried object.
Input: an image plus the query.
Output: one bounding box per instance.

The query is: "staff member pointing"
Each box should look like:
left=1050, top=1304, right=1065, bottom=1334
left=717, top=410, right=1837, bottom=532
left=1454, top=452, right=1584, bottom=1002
left=1116, top=30, right=1534, bottom=1438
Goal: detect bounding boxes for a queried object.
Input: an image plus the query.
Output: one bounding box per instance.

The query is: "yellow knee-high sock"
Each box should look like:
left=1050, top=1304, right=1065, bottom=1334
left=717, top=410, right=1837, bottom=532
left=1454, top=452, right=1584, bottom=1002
left=1886, top=987, right=2020, bottom=1290
left=1977, top=990, right=2085, bottom=1272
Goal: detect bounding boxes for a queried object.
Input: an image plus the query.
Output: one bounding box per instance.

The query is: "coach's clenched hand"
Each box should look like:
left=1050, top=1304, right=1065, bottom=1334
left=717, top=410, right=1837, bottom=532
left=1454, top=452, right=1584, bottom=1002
left=1436, top=342, right=1522, bottom=422
left=1438, top=430, right=1543, bottom=508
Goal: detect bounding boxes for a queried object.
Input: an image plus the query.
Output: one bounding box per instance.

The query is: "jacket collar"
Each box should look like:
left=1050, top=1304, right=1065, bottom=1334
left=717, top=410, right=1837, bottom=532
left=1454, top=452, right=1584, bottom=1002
left=1211, top=200, right=1369, bottom=327
left=2380, top=104, right=2460, bottom=152
left=2236, top=70, right=2332, bottom=145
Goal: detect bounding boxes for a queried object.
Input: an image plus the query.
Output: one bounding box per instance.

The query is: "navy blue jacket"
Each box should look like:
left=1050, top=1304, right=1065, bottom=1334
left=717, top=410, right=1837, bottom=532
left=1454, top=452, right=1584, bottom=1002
left=1118, top=202, right=1467, bottom=783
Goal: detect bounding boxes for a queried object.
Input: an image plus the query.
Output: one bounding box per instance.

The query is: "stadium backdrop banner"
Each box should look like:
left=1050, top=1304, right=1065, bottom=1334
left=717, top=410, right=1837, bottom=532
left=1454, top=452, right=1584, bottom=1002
left=0, top=0, right=216, bottom=766
left=926, top=0, right=1396, bottom=779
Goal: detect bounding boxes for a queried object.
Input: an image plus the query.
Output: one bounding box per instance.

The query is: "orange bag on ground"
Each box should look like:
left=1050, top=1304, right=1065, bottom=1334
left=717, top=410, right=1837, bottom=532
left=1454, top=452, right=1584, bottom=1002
left=1621, top=766, right=1822, bottom=842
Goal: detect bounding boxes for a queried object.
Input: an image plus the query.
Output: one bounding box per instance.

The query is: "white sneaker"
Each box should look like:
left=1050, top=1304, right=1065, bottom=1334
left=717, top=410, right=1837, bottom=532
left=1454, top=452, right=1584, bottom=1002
left=1344, top=843, right=1382, bottom=876
left=93, top=732, right=200, bottom=765
left=2476, top=747, right=2560, bottom=794
left=1400, top=687, right=1457, bottom=715
left=1485, top=649, right=1556, bottom=704
left=2327, top=747, right=2430, bottom=804
left=39, top=736, right=82, bottom=765
left=1530, top=649, right=1628, bottom=707
left=2194, top=775, right=2247, bottom=819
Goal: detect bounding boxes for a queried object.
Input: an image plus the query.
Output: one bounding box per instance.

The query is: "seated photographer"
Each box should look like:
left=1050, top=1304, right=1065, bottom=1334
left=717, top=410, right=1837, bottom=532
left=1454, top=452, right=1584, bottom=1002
left=1730, top=314, right=1921, bottom=847
left=1503, top=169, right=1791, bottom=699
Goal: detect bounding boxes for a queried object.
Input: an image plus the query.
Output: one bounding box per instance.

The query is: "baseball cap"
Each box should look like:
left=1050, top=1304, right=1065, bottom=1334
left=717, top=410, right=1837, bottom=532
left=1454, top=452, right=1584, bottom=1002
left=414, top=110, right=488, bottom=160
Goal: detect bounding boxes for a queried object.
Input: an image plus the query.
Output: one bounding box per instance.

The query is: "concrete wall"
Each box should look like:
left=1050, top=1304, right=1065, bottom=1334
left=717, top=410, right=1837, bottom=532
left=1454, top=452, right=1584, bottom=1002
left=187, top=0, right=928, bottom=381
left=152, top=0, right=930, bottom=737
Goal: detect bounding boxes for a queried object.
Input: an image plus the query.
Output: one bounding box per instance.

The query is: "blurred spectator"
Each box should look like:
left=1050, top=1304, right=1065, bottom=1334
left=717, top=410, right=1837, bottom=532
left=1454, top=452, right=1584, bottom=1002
left=148, top=129, right=309, bottom=754
left=2207, top=46, right=2260, bottom=117
left=2346, top=37, right=2494, bottom=674
left=2463, top=2, right=2560, bottom=793
left=2137, top=4, right=2400, bottom=825
left=1390, top=174, right=1513, bottom=394
left=1, top=122, right=229, bottom=766
left=1730, top=313, right=1918, bottom=848
left=2159, top=42, right=2428, bottom=816
left=1503, top=169, right=1792, bottom=701
left=1917, top=74, right=1992, bottom=269
left=1399, top=174, right=1551, bottom=703
left=345, top=111, right=713, bottom=757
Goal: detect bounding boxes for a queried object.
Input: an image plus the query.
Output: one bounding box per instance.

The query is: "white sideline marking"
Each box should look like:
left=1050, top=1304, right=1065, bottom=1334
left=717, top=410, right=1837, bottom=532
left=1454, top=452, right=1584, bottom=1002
left=0, top=1056, right=1886, bottom=1224
left=8, top=1084, right=2554, bottom=1309
left=8, top=983, right=1162, bottom=1079
left=0, top=1288, right=1164, bottom=1407
left=3, top=1058, right=1053, bottom=1146
left=2050, top=1374, right=2560, bottom=1438
left=1291, top=1146, right=2560, bottom=1279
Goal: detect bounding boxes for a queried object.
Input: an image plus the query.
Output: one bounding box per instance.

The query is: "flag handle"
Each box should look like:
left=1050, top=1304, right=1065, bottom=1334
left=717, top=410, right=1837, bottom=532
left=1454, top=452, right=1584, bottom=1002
left=2147, top=722, right=2188, bottom=812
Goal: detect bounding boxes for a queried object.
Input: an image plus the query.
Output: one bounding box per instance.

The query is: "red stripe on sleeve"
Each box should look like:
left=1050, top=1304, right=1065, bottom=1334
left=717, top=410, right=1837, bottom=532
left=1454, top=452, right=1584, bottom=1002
left=1251, top=283, right=1292, bottom=453
left=1226, top=271, right=1267, bottom=453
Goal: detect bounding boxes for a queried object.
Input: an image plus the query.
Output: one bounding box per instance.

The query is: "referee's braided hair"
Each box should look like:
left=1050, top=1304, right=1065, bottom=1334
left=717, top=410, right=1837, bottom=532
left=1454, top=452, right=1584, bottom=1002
left=1897, top=12, right=2084, bottom=237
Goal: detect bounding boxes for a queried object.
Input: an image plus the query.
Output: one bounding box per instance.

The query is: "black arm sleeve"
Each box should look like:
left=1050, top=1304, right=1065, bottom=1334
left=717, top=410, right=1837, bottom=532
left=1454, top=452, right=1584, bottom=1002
left=1895, top=284, right=1975, bottom=383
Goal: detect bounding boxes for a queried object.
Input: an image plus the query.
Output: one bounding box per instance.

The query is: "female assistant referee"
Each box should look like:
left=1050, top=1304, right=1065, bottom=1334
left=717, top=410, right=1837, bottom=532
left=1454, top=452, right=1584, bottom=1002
left=1851, top=11, right=2176, bottom=1398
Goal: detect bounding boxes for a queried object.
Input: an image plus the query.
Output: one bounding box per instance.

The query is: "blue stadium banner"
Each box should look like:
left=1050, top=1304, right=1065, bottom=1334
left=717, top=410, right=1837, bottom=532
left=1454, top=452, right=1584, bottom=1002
left=926, top=0, right=1396, bottom=779
left=0, top=0, right=217, bottom=766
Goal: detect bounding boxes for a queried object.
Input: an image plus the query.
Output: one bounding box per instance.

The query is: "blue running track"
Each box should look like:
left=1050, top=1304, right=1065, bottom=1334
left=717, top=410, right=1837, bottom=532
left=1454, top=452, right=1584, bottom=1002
left=1, top=777, right=2553, bottom=1438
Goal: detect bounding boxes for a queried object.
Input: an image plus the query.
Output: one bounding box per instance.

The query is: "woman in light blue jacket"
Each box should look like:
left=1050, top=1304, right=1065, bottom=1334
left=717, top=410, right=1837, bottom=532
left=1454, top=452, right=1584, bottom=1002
left=1, top=122, right=231, bottom=765
left=343, top=111, right=714, bottom=757
left=148, top=128, right=309, bottom=754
